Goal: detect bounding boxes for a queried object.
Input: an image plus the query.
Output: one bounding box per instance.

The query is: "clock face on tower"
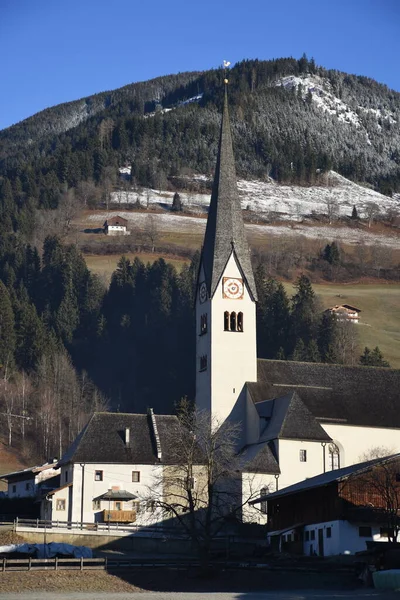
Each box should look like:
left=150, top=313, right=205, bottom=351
left=223, top=277, right=244, bottom=300
left=199, top=281, right=207, bottom=304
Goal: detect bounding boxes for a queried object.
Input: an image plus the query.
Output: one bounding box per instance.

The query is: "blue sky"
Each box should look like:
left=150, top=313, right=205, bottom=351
left=1, top=0, right=399, bottom=130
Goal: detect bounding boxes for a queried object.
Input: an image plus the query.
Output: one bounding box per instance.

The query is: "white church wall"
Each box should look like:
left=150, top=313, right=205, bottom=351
left=277, top=439, right=325, bottom=490
left=209, top=253, right=257, bottom=430
left=322, top=423, right=400, bottom=468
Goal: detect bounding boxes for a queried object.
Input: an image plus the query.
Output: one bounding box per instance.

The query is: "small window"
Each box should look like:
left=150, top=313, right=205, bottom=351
left=200, top=355, right=207, bottom=371
left=93, top=500, right=101, bottom=510
left=237, top=312, right=243, bottom=332
left=359, top=526, right=372, bottom=538
left=326, top=527, right=332, bottom=538
left=200, top=314, right=208, bottom=335
left=224, top=311, right=230, bottom=331
left=300, top=449, right=307, bottom=462
left=305, top=531, right=310, bottom=541
left=230, top=312, right=237, bottom=332
left=132, top=471, right=140, bottom=483
left=260, top=487, right=269, bottom=514
left=94, top=470, right=103, bottom=481
left=56, top=499, right=66, bottom=511
left=186, top=476, right=195, bottom=490
left=115, top=502, right=122, bottom=511
left=65, top=471, right=68, bottom=483
left=12, top=485, right=16, bottom=493
left=25, top=483, right=31, bottom=491
left=310, top=530, right=315, bottom=541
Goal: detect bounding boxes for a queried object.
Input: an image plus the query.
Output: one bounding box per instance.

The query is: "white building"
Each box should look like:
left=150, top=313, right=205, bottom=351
left=0, top=462, right=60, bottom=498
left=103, top=215, right=129, bottom=235
left=41, top=411, right=186, bottom=525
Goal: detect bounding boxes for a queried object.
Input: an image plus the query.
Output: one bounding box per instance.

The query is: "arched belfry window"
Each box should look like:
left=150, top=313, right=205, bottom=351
left=224, top=311, right=244, bottom=332
left=224, top=311, right=230, bottom=331
left=328, top=443, right=340, bottom=470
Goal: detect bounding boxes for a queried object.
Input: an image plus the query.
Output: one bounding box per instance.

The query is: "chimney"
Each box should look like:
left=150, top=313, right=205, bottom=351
left=125, top=427, right=130, bottom=447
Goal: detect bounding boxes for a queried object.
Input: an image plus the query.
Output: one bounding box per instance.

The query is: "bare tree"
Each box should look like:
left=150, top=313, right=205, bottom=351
left=58, top=188, right=81, bottom=236
left=146, top=401, right=264, bottom=569
left=364, top=202, right=380, bottom=229
left=76, top=180, right=99, bottom=209
left=143, top=215, right=159, bottom=252
left=359, top=446, right=396, bottom=462
left=330, top=320, right=360, bottom=365
left=346, top=457, right=400, bottom=543
left=325, top=193, right=339, bottom=224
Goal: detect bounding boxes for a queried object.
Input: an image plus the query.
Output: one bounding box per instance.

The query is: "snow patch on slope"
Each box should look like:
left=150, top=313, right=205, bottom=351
left=112, top=170, right=400, bottom=222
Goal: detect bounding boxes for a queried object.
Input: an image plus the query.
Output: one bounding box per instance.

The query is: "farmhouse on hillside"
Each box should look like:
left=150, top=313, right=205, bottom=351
left=325, top=304, right=361, bottom=323
left=103, top=215, right=129, bottom=235
left=251, top=454, right=400, bottom=556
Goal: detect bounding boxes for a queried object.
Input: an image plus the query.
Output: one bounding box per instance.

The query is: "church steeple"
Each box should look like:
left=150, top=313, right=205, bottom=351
left=201, top=87, right=257, bottom=300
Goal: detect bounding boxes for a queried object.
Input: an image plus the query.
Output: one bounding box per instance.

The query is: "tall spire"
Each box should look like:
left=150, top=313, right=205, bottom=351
left=201, top=86, right=257, bottom=300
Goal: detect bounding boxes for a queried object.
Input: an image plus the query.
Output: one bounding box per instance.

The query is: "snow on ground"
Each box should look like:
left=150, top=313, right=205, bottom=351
left=112, top=170, right=400, bottom=221
left=87, top=211, right=399, bottom=249
left=144, top=93, right=203, bottom=119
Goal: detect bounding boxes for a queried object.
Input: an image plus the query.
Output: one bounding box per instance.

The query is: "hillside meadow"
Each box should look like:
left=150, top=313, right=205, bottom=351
left=284, top=282, right=400, bottom=368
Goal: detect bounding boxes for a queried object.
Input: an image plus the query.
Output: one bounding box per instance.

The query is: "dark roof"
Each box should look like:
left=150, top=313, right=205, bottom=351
left=94, top=490, right=137, bottom=501
left=239, top=441, right=280, bottom=474
left=251, top=359, right=400, bottom=429
left=59, top=412, right=182, bottom=465
left=251, top=453, right=400, bottom=503
left=253, top=392, right=331, bottom=442
left=104, top=215, right=128, bottom=226
left=200, top=88, right=257, bottom=300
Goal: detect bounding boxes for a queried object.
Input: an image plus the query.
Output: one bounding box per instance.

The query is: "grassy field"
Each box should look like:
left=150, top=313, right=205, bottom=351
left=84, top=253, right=189, bottom=285
left=284, top=282, right=400, bottom=368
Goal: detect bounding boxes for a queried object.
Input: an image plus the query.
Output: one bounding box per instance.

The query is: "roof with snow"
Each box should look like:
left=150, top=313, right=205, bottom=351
left=201, top=88, right=257, bottom=300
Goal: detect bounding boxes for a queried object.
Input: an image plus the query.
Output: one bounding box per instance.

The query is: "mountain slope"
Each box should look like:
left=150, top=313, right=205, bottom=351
left=1, top=57, right=400, bottom=237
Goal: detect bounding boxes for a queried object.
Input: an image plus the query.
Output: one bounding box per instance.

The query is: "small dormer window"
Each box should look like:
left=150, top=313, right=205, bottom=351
left=199, top=355, right=208, bottom=371
left=200, top=314, right=208, bottom=335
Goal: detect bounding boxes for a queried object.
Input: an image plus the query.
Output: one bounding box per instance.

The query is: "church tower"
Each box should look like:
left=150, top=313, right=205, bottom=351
left=195, top=86, right=257, bottom=431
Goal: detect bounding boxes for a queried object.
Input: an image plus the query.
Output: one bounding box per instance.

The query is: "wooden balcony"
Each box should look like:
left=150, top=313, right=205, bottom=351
left=103, top=510, right=136, bottom=523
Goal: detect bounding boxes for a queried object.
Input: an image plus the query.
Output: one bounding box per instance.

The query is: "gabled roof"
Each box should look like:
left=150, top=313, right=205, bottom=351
left=251, top=453, right=400, bottom=503
left=239, top=441, right=280, bottom=475
left=252, top=391, right=331, bottom=443
left=59, top=412, right=182, bottom=465
left=253, top=359, right=400, bottom=429
left=200, top=88, right=257, bottom=300
left=104, top=215, right=128, bottom=226
left=0, top=462, right=59, bottom=481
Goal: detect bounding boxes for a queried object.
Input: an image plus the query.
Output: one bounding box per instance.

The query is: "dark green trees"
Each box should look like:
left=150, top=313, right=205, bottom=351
left=360, top=346, right=390, bottom=367
left=0, top=281, right=16, bottom=370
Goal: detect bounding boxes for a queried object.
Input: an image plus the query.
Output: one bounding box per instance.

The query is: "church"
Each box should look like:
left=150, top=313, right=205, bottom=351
left=17, top=85, right=400, bottom=527
left=194, top=86, right=400, bottom=522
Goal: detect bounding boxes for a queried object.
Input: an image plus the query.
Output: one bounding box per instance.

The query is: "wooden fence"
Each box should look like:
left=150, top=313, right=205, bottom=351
left=1, top=556, right=106, bottom=572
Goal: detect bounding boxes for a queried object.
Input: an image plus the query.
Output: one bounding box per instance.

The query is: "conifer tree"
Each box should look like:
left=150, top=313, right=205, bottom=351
left=360, top=346, right=390, bottom=367
left=0, top=281, right=16, bottom=371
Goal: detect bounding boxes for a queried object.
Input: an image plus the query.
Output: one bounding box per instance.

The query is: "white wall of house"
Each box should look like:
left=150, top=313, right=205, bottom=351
left=41, top=486, right=71, bottom=522
left=8, top=478, right=35, bottom=498
left=322, top=424, right=400, bottom=468
left=7, top=467, right=60, bottom=498
left=242, top=472, right=277, bottom=524
left=106, top=225, right=128, bottom=235
left=276, top=439, right=325, bottom=490
left=196, top=253, right=257, bottom=442
left=69, top=462, right=163, bottom=525
left=274, top=520, right=394, bottom=557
